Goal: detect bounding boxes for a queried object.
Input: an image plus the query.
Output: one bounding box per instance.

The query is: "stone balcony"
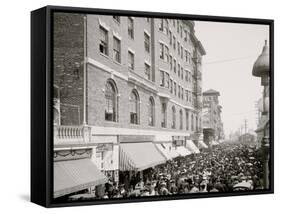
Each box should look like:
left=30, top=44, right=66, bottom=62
left=53, top=125, right=91, bottom=147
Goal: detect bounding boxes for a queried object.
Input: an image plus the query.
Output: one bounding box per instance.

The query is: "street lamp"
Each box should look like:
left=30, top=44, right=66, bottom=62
left=252, top=40, right=270, bottom=189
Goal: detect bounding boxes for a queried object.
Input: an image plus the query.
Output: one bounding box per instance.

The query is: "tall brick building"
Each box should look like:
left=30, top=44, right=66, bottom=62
left=202, top=89, right=224, bottom=145
left=53, top=13, right=206, bottom=197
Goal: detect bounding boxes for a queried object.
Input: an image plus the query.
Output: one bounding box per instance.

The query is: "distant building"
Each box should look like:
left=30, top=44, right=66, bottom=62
left=202, top=89, right=224, bottom=145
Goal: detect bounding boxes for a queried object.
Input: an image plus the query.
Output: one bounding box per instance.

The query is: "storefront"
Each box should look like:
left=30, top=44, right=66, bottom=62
left=53, top=148, right=107, bottom=198
left=91, top=135, right=119, bottom=183
left=118, top=135, right=166, bottom=187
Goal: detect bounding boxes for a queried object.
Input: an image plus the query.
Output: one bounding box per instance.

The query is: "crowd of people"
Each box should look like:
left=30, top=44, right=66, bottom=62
left=64, top=142, right=265, bottom=201
left=91, top=142, right=265, bottom=199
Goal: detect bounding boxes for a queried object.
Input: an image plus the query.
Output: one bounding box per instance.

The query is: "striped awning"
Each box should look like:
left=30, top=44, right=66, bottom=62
left=119, top=142, right=166, bottom=171
left=176, top=146, right=192, bottom=156
left=198, top=141, right=208, bottom=149
left=155, top=143, right=179, bottom=160
left=186, top=140, right=200, bottom=154
left=54, top=159, right=107, bottom=198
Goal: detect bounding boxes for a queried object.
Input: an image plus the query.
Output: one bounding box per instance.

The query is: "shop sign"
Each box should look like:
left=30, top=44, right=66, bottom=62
left=119, top=135, right=154, bottom=143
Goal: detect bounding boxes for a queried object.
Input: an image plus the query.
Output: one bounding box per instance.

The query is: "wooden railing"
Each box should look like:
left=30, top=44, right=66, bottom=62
left=53, top=125, right=91, bottom=145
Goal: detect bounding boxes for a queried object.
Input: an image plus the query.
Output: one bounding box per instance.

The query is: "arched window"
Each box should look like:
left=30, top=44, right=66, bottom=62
left=148, top=97, right=155, bottom=126
left=186, top=110, right=189, bottom=130
left=191, top=114, right=194, bottom=131
left=179, top=109, right=183, bottom=130
left=130, top=89, right=140, bottom=124
left=105, top=79, right=118, bottom=122
left=172, top=106, right=176, bottom=129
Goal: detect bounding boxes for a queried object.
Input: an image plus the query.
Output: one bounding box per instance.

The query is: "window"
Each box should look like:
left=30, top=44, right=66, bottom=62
left=173, top=59, right=176, bottom=73
left=181, top=67, right=183, bottom=80
left=165, top=46, right=169, bottom=62
left=181, top=46, right=183, bottom=59
left=170, top=79, right=173, bottom=93
left=173, top=20, right=175, bottom=27
left=165, top=72, right=170, bottom=88
left=169, top=30, right=172, bottom=45
left=179, top=109, right=183, bottom=129
left=169, top=55, right=173, bottom=70
left=160, top=43, right=164, bottom=59
left=172, top=106, right=176, bottom=129
left=130, top=90, right=139, bottom=124
left=181, top=87, right=184, bottom=99
left=191, top=114, right=194, bottom=131
left=145, top=63, right=151, bottom=80
left=128, top=17, right=134, bottom=39
left=113, top=36, right=121, bottom=63
left=188, top=51, right=191, bottom=64
left=178, top=85, right=181, bottom=98
left=159, top=19, right=164, bottom=31
left=164, top=19, right=169, bottom=35
left=105, top=80, right=118, bottom=122
left=177, top=20, right=179, bottom=33
left=186, top=110, right=189, bottom=130
left=177, top=41, right=180, bottom=55
left=144, top=32, right=150, bottom=53
left=180, top=25, right=183, bottom=38
left=174, top=82, right=176, bottom=95
left=178, top=63, right=180, bottom=77
left=99, top=26, right=108, bottom=55
left=173, top=36, right=176, bottom=50
left=195, top=116, right=198, bottom=131
left=160, top=70, right=164, bottom=87
left=185, top=50, right=188, bottom=62
left=161, top=103, right=167, bottom=128
left=148, top=97, right=155, bottom=126
left=185, top=70, right=188, bottom=81
left=113, top=16, right=120, bottom=23
left=128, top=51, right=134, bottom=70
left=186, top=90, right=189, bottom=101
left=184, top=29, right=188, bottom=41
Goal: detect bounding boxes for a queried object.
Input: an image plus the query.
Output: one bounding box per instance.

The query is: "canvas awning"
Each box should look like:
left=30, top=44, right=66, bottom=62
left=186, top=140, right=200, bottom=154
left=175, top=146, right=192, bottom=156
left=198, top=141, right=208, bottom=149
left=155, top=143, right=179, bottom=160
left=155, top=143, right=173, bottom=160
left=119, top=142, right=166, bottom=171
left=210, top=141, right=219, bottom=146
left=54, top=159, right=107, bottom=198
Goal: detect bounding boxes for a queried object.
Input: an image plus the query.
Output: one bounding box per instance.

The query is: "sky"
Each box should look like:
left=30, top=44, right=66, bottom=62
left=194, top=21, right=269, bottom=138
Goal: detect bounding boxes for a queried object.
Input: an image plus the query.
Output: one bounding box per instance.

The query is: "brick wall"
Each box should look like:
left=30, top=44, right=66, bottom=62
left=53, top=13, right=84, bottom=125
left=85, top=15, right=202, bottom=134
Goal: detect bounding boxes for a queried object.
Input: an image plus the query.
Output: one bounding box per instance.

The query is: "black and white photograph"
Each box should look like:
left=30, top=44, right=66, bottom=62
left=52, top=11, right=272, bottom=204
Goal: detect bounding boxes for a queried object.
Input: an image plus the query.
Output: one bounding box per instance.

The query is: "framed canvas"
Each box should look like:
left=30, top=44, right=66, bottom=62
left=31, top=5, right=274, bottom=208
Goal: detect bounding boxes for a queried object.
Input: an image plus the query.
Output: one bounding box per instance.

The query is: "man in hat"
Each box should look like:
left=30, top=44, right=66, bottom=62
left=159, top=181, right=169, bottom=195
left=168, top=180, right=178, bottom=194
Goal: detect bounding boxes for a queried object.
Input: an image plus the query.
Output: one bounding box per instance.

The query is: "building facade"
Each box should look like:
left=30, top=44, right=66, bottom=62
left=53, top=13, right=206, bottom=197
left=202, top=89, right=224, bottom=145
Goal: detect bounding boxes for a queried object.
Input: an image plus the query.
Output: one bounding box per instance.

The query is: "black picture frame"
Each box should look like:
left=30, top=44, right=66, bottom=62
left=31, top=5, right=274, bottom=208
